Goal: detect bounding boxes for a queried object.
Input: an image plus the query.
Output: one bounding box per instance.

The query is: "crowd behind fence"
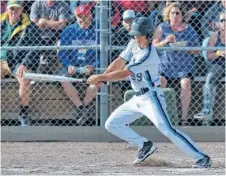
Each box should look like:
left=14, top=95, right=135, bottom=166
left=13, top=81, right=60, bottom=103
left=1, top=0, right=225, bottom=127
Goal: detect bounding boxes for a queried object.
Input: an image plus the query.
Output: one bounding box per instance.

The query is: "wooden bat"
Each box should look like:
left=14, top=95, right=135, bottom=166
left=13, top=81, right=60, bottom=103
left=23, top=72, right=87, bottom=83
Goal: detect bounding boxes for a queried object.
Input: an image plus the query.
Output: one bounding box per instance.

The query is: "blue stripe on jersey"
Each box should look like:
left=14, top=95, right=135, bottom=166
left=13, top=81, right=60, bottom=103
left=145, top=70, right=155, bottom=87
left=151, top=92, right=205, bottom=158
left=126, top=45, right=152, bottom=70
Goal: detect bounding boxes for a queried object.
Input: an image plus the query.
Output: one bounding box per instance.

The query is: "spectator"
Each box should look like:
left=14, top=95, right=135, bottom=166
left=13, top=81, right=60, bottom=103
left=152, top=2, right=200, bottom=126
left=30, top=0, right=70, bottom=41
left=201, top=0, right=226, bottom=38
left=30, top=0, right=71, bottom=74
left=194, top=11, right=225, bottom=121
left=112, top=9, right=136, bottom=58
left=58, top=4, right=98, bottom=126
left=0, top=0, right=42, bottom=126
left=69, top=0, right=99, bottom=15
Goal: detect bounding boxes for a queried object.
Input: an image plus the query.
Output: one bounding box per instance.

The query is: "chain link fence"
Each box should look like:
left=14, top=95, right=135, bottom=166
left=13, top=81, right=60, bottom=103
left=1, top=0, right=225, bottom=127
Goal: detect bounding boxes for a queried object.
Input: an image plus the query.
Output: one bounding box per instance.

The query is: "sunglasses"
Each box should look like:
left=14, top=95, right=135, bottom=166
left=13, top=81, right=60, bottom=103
left=170, top=12, right=180, bottom=16
left=220, top=19, right=225, bottom=23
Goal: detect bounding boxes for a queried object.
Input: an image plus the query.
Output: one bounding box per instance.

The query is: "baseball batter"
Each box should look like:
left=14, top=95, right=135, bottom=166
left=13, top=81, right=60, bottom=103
left=87, top=17, right=211, bottom=168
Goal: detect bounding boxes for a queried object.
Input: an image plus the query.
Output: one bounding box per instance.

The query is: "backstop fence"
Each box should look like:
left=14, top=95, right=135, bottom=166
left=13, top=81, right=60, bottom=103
left=1, top=0, right=225, bottom=128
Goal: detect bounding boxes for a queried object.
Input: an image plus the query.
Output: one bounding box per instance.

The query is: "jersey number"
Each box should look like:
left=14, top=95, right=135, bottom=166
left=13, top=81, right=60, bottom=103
left=131, top=73, right=142, bottom=82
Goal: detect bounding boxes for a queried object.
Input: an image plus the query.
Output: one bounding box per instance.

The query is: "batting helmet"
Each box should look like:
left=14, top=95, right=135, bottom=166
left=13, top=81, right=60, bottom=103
left=128, top=17, right=153, bottom=36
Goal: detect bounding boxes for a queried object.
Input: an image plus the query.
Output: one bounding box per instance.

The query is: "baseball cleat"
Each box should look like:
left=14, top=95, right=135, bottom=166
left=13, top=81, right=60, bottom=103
left=133, top=141, right=157, bottom=164
left=192, top=155, right=212, bottom=168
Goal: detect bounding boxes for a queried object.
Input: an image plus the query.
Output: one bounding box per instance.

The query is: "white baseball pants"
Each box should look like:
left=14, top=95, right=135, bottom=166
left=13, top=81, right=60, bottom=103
left=105, top=89, right=206, bottom=160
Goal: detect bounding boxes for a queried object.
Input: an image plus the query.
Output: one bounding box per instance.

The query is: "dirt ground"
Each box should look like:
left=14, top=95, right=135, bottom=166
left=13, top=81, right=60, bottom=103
left=1, top=142, right=225, bottom=175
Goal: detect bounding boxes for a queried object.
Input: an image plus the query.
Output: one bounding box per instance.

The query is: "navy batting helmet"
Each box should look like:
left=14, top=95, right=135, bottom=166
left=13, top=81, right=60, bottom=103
left=128, top=17, right=153, bottom=36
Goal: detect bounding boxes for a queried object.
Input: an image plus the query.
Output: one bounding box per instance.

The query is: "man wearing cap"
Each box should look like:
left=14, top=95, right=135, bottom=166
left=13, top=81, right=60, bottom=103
left=57, top=4, right=98, bottom=126
left=113, top=10, right=136, bottom=47
left=0, top=0, right=42, bottom=126
left=111, top=10, right=136, bottom=62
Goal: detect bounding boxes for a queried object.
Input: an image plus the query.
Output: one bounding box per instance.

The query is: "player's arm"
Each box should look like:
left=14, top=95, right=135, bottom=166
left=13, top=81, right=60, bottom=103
left=104, top=39, right=134, bottom=74
left=87, top=58, right=130, bottom=85
left=103, top=56, right=127, bottom=74
left=91, top=39, right=134, bottom=86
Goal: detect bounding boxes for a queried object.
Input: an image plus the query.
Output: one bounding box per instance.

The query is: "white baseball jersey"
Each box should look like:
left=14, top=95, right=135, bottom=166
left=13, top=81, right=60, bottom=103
left=120, top=39, right=160, bottom=92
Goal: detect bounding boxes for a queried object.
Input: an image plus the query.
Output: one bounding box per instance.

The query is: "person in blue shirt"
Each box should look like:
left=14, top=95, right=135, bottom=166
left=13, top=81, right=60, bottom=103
left=194, top=11, right=226, bottom=121
left=58, top=4, right=98, bottom=125
left=152, top=3, right=200, bottom=126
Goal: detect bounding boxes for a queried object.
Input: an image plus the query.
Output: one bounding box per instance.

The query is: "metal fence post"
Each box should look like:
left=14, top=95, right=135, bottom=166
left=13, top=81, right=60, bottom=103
left=99, top=0, right=109, bottom=127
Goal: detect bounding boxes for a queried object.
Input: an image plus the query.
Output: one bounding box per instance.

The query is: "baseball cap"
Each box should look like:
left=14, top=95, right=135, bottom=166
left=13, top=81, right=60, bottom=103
left=75, top=4, right=91, bottom=16
left=129, top=17, right=153, bottom=36
left=123, top=10, right=136, bottom=20
left=7, top=0, right=23, bottom=8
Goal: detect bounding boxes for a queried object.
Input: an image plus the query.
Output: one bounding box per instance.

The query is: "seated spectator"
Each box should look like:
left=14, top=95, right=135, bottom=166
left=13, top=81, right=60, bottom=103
left=58, top=4, right=98, bottom=126
left=194, top=11, right=225, bottom=121
left=152, top=2, right=200, bottom=126
left=30, top=0, right=71, bottom=73
left=0, top=0, right=42, bottom=126
left=111, top=9, right=136, bottom=60
left=201, top=0, right=226, bottom=38
left=69, top=0, right=99, bottom=15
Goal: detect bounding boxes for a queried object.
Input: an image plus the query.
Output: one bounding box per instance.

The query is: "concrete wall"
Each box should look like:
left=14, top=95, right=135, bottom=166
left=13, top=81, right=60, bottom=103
left=1, top=126, right=225, bottom=142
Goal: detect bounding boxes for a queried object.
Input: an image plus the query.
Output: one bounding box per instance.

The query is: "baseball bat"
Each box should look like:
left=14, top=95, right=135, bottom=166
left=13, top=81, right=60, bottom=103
left=23, top=72, right=87, bottom=83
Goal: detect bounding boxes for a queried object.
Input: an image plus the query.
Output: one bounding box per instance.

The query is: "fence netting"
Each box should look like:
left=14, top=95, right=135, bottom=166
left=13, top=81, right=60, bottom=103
left=1, top=0, right=225, bottom=127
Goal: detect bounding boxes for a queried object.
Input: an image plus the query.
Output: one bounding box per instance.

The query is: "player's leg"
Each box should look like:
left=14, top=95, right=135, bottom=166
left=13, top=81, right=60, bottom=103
left=142, top=90, right=211, bottom=167
left=105, top=96, right=146, bottom=147
left=105, top=96, right=157, bottom=164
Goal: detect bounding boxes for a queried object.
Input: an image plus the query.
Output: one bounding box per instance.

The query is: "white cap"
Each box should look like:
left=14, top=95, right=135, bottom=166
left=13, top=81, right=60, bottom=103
left=123, top=10, right=136, bottom=20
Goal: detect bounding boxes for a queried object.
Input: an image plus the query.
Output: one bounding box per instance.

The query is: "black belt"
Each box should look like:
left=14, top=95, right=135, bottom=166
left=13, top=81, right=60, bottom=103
left=134, top=87, right=149, bottom=96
